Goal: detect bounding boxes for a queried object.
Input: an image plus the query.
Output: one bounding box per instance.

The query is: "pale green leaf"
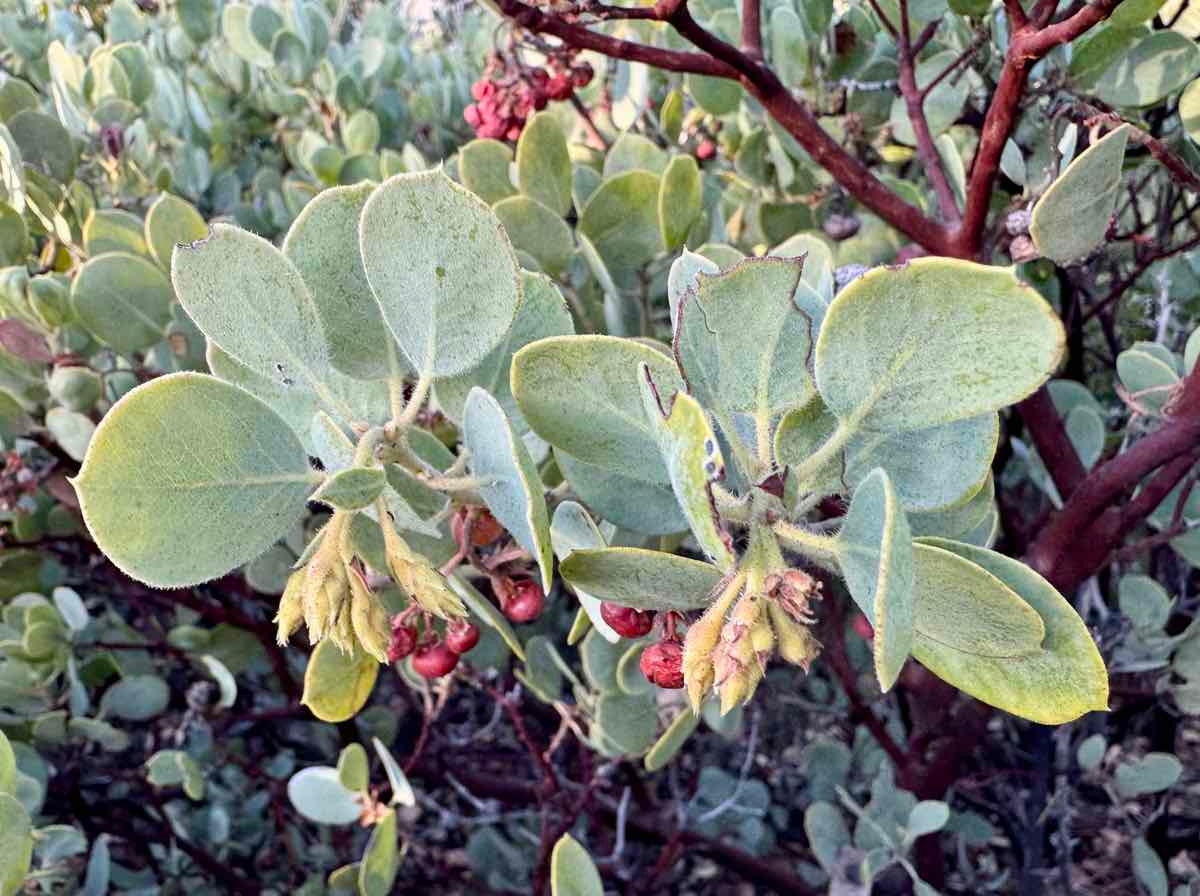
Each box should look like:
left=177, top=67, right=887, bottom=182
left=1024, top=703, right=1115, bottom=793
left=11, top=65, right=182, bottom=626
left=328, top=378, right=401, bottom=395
left=555, top=450, right=688, bottom=535
left=302, top=641, right=378, bottom=723
left=512, top=335, right=683, bottom=482
left=594, top=692, right=658, bottom=755
left=550, top=833, right=603, bottom=896
left=837, top=468, right=914, bottom=690
left=336, top=743, right=369, bottom=792
left=639, top=370, right=734, bottom=567
left=1115, top=752, right=1183, bottom=796
left=560, top=547, right=722, bottom=611
left=283, top=181, right=394, bottom=381
left=173, top=223, right=356, bottom=419
left=667, top=247, right=720, bottom=326
left=578, top=170, right=662, bottom=286
left=662, top=154, right=705, bottom=251
left=1030, top=126, right=1129, bottom=264
left=459, top=139, right=517, bottom=205
left=0, top=794, right=32, bottom=896
left=845, top=414, right=998, bottom=511
left=71, top=252, right=172, bottom=356
left=287, top=766, right=362, bottom=825
left=101, top=674, right=169, bottom=721
left=493, top=195, right=574, bottom=277
left=814, top=258, right=1064, bottom=432
left=372, top=737, right=416, bottom=807
left=145, top=750, right=205, bottom=800
left=911, top=541, right=1045, bottom=660
left=358, top=809, right=401, bottom=896
left=360, top=170, right=521, bottom=376
left=464, top=388, right=554, bottom=591
left=0, top=732, right=14, bottom=797
left=144, top=193, right=206, bottom=270
left=312, top=466, right=387, bottom=512
left=906, top=800, right=950, bottom=838
left=644, top=707, right=699, bottom=772
left=913, top=539, right=1109, bottom=724
left=45, top=408, right=94, bottom=462
left=436, top=270, right=573, bottom=433
left=550, top=501, right=620, bottom=642
left=674, top=257, right=814, bottom=465
left=686, top=73, right=742, bottom=115
left=604, top=132, right=668, bottom=177
left=74, top=373, right=313, bottom=587
left=1092, top=31, right=1200, bottom=107
left=1132, top=837, right=1168, bottom=896
left=517, top=112, right=572, bottom=216
left=1118, top=573, right=1172, bottom=633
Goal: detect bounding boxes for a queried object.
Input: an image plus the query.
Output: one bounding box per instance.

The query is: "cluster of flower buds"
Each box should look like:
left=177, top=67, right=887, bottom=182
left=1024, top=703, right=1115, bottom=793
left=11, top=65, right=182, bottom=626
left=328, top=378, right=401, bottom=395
left=275, top=510, right=467, bottom=662
left=463, top=52, right=594, bottom=141
left=387, top=608, right=481, bottom=679
left=683, top=568, right=823, bottom=713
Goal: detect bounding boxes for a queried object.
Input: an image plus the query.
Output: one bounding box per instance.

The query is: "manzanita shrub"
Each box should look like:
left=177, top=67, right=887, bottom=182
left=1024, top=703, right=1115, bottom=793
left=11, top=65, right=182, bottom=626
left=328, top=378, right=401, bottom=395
left=73, top=167, right=1108, bottom=725
left=4, top=0, right=1200, bottom=891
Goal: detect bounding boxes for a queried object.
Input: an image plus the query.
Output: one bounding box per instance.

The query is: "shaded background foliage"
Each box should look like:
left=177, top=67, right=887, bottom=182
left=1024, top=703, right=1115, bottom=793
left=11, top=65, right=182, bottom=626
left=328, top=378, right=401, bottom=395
left=0, top=0, right=1199, bottom=893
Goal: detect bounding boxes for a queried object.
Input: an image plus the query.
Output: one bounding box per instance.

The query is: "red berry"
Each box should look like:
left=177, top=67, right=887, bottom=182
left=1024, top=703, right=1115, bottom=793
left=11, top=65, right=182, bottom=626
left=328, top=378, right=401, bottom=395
left=696, top=140, right=717, bottom=161
left=464, top=105, right=481, bottom=128
left=546, top=74, right=573, bottom=101
left=451, top=509, right=505, bottom=548
left=387, top=623, right=418, bottom=662
left=505, top=580, right=544, bottom=624
left=412, top=642, right=460, bottom=678
left=600, top=602, right=654, bottom=639
left=571, top=63, right=593, bottom=88
left=445, top=620, right=480, bottom=655
left=640, top=640, right=684, bottom=689
left=852, top=614, right=875, bottom=641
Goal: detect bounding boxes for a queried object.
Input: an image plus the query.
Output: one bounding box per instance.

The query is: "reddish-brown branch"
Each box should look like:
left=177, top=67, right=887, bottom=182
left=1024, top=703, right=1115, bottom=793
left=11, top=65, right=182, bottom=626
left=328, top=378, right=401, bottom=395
left=1071, top=101, right=1200, bottom=196
left=1082, top=231, right=1200, bottom=323
left=1004, top=0, right=1029, bottom=28
left=1026, top=367, right=1200, bottom=590
left=822, top=607, right=912, bottom=774
left=959, top=0, right=1123, bottom=256
left=1017, top=387, right=1089, bottom=498
left=897, top=0, right=962, bottom=223
left=497, top=0, right=735, bottom=76
left=740, top=0, right=763, bottom=58
left=496, top=0, right=958, bottom=255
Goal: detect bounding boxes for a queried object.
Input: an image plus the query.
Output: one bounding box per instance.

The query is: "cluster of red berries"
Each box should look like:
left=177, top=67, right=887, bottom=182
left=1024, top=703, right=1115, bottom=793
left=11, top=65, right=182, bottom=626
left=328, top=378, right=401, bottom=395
left=388, top=613, right=481, bottom=679
left=463, top=53, right=594, bottom=141
left=601, top=602, right=685, bottom=690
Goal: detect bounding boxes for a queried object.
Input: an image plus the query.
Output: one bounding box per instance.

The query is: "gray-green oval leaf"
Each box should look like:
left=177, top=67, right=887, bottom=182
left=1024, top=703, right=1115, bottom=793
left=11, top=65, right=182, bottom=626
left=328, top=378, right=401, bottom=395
left=360, top=170, right=521, bottom=376
left=73, top=373, right=313, bottom=587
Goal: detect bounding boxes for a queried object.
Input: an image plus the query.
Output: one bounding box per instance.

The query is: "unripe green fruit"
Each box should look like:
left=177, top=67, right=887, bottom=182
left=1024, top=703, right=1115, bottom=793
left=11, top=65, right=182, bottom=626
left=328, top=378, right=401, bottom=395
left=49, top=366, right=102, bottom=412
